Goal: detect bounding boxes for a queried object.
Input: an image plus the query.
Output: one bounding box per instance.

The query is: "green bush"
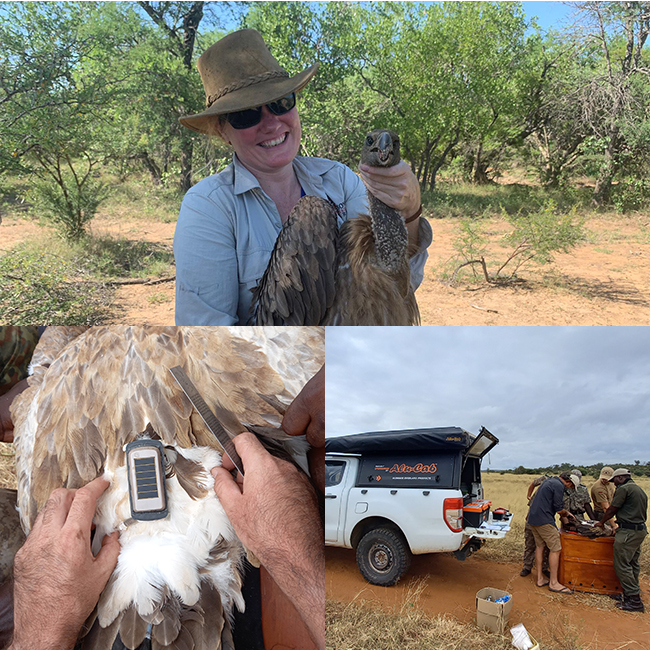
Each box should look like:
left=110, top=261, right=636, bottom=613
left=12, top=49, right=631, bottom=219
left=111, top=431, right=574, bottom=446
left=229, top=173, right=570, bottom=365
left=611, top=177, right=650, bottom=213
left=28, top=174, right=109, bottom=241
left=446, top=201, right=586, bottom=284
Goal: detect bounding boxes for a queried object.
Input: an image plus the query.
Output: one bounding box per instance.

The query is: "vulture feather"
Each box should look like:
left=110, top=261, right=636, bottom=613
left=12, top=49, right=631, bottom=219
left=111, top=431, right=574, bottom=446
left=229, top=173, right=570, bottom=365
left=10, top=325, right=324, bottom=650
left=249, top=129, right=420, bottom=326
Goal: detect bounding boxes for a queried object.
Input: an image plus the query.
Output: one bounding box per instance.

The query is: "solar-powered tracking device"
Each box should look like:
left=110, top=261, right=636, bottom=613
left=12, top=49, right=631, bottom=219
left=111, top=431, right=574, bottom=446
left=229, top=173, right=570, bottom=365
left=125, top=438, right=169, bottom=521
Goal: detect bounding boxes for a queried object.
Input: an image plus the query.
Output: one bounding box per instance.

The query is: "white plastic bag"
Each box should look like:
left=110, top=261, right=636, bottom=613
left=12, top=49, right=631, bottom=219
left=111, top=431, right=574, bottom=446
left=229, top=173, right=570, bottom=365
left=510, top=623, right=534, bottom=650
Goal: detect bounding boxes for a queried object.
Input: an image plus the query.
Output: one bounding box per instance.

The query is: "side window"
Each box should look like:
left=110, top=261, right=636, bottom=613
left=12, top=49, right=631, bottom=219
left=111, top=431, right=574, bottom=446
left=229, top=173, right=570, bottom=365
left=325, top=460, right=347, bottom=487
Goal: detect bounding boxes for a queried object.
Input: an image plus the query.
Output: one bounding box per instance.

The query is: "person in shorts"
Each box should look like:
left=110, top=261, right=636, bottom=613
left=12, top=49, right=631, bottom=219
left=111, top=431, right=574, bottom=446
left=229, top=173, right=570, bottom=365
left=527, top=471, right=578, bottom=594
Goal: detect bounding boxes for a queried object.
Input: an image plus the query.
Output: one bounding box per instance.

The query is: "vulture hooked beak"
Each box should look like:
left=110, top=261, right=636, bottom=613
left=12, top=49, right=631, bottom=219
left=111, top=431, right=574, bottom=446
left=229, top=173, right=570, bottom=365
left=375, top=131, right=395, bottom=165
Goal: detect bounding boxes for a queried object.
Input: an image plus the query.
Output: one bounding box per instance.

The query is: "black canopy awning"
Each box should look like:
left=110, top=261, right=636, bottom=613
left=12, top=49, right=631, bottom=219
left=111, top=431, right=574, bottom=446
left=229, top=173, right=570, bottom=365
left=325, top=427, right=474, bottom=454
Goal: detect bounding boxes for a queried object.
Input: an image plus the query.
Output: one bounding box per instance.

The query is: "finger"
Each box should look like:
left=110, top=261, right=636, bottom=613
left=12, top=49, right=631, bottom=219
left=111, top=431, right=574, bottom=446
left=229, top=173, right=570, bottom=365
left=282, top=399, right=311, bottom=439
left=359, top=161, right=406, bottom=177
left=283, top=367, right=324, bottom=442
left=64, top=477, right=110, bottom=533
left=232, top=431, right=269, bottom=466
left=95, top=531, right=121, bottom=577
left=212, top=466, right=244, bottom=510
left=220, top=454, right=236, bottom=472
left=39, top=487, right=77, bottom=531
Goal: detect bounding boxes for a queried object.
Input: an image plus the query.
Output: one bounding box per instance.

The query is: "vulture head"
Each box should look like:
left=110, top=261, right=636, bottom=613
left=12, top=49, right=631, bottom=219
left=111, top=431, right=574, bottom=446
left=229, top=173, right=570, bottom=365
left=360, top=129, right=401, bottom=168
left=10, top=325, right=324, bottom=650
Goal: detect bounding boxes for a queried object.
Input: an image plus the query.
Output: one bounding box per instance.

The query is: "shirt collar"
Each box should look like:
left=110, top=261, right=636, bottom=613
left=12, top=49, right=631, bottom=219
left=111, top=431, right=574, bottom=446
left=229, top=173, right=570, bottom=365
left=232, top=154, right=262, bottom=196
left=231, top=153, right=340, bottom=196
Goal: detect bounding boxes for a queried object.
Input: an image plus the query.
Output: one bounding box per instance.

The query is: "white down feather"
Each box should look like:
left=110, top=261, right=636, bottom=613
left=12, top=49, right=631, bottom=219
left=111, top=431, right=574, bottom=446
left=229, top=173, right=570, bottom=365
left=92, top=443, right=244, bottom=628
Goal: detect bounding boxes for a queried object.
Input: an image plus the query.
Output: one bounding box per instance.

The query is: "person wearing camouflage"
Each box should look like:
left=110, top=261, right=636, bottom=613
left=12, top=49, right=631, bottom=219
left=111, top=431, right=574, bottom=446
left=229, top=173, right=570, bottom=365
left=596, top=468, right=648, bottom=612
left=563, top=469, right=595, bottom=520
left=0, top=326, right=40, bottom=443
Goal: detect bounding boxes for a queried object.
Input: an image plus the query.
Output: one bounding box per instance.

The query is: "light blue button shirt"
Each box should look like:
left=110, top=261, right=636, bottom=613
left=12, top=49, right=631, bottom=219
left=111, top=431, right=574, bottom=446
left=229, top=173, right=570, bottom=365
left=174, top=155, right=432, bottom=325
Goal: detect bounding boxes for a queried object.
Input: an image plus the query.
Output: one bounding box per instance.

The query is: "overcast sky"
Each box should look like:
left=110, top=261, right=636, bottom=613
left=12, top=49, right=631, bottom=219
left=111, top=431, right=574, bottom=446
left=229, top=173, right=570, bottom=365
left=325, top=327, right=650, bottom=470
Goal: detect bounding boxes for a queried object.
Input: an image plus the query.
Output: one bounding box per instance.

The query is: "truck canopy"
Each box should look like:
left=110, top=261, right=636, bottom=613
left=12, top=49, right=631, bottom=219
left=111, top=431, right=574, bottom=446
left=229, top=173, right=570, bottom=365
left=326, top=427, right=479, bottom=454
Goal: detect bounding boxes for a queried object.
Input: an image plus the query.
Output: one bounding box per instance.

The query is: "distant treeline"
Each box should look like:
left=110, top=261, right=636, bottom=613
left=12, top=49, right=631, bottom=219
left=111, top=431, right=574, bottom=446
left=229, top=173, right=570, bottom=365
left=489, top=462, right=650, bottom=478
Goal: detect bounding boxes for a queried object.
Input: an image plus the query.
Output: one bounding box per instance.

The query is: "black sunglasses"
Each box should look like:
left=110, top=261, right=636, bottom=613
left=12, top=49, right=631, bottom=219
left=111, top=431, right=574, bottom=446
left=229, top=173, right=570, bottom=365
left=226, top=93, right=296, bottom=130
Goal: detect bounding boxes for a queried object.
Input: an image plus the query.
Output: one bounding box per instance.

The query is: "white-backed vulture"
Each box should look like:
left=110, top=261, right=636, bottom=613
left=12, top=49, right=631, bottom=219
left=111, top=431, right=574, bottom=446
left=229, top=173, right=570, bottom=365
left=10, top=326, right=323, bottom=650
left=249, top=130, right=420, bottom=326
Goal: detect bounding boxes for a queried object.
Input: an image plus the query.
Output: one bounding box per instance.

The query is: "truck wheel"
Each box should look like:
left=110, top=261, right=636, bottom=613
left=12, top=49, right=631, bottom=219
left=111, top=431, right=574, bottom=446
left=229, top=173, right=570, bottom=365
left=356, top=528, right=411, bottom=586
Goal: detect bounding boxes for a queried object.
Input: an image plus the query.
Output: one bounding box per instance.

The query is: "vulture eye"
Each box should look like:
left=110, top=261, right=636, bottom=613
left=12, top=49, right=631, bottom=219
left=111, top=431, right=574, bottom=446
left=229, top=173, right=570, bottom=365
left=366, top=136, right=374, bottom=146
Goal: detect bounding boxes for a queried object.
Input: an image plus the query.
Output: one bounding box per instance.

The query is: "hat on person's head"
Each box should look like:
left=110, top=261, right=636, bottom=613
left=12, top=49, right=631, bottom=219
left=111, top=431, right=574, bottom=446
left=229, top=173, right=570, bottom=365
left=609, top=468, right=631, bottom=481
left=179, top=29, right=319, bottom=134
left=599, top=466, right=614, bottom=480
left=568, top=474, right=580, bottom=488
left=571, top=469, right=582, bottom=478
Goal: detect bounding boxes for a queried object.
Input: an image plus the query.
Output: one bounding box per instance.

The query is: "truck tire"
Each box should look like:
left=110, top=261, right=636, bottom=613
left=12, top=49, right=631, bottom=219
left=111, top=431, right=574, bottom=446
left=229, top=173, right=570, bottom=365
left=356, top=527, right=411, bottom=586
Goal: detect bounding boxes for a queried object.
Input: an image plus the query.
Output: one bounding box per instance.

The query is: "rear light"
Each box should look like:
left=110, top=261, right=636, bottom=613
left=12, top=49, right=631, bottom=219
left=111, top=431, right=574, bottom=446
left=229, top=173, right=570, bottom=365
left=444, top=497, right=464, bottom=532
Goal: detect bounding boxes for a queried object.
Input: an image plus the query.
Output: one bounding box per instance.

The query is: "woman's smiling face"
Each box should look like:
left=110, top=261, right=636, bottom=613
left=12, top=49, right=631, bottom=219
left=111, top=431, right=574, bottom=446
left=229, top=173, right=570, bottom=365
left=222, top=104, right=302, bottom=176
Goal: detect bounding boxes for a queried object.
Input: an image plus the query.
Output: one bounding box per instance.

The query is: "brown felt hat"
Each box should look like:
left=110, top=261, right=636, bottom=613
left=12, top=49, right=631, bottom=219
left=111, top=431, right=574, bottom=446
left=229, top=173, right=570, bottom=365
left=179, top=29, right=319, bottom=134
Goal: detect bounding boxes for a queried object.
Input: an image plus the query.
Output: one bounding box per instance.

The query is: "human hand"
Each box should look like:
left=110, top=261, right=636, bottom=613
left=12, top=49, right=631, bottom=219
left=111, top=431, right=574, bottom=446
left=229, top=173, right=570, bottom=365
left=359, top=160, right=421, bottom=218
left=10, top=477, right=121, bottom=650
left=211, top=433, right=324, bottom=649
left=594, top=521, right=604, bottom=528
left=0, top=378, right=30, bottom=443
left=282, top=366, right=324, bottom=493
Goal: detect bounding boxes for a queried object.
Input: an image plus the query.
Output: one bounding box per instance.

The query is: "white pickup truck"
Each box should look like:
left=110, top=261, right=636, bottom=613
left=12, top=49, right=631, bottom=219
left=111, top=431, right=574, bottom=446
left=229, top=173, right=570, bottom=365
left=325, top=426, right=512, bottom=585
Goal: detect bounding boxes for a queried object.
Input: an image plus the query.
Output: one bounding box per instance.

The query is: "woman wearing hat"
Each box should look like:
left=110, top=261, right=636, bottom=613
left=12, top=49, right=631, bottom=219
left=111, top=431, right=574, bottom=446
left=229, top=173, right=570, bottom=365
left=174, top=29, right=432, bottom=325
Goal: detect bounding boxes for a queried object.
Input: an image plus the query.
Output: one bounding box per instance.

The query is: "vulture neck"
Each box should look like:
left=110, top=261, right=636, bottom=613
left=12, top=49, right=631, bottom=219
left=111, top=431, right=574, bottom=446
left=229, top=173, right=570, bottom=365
left=367, top=192, right=408, bottom=274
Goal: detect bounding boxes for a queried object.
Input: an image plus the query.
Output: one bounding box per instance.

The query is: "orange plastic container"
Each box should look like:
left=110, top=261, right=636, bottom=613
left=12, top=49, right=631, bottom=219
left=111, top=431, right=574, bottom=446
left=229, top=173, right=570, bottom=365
left=463, top=499, right=491, bottom=528
left=559, top=530, right=622, bottom=595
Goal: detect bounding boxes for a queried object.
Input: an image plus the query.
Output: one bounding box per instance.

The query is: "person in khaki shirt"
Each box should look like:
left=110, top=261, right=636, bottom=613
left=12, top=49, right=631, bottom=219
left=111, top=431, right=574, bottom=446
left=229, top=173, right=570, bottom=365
left=591, top=466, right=617, bottom=528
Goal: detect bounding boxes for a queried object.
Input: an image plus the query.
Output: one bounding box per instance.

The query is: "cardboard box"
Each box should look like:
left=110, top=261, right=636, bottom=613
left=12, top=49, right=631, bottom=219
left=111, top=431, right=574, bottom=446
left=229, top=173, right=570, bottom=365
left=476, top=587, right=513, bottom=634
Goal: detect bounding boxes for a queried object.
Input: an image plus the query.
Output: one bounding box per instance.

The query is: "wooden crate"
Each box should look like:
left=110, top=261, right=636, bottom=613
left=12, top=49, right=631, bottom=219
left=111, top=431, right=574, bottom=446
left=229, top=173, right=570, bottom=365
left=559, top=531, right=622, bottom=595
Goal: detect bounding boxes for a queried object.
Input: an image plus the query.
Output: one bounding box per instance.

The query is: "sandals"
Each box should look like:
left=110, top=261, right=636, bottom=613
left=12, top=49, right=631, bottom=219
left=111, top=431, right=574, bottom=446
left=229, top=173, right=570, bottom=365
left=549, top=586, right=573, bottom=594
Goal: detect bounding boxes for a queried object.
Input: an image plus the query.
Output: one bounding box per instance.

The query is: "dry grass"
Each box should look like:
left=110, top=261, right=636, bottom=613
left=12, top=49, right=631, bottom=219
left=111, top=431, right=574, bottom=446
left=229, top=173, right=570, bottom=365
left=326, top=579, right=584, bottom=650
left=0, top=443, right=17, bottom=490
left=326, top=579, right=514, bottom=650
left=480, top=473, right=650, bottom=578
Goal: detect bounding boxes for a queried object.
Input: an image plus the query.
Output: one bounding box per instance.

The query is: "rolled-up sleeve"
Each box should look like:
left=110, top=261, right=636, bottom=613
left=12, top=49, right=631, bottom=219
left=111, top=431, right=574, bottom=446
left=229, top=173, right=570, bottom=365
left=174, top=188, right=239, bottom=325
left=409, top=218, right=432, bottom=291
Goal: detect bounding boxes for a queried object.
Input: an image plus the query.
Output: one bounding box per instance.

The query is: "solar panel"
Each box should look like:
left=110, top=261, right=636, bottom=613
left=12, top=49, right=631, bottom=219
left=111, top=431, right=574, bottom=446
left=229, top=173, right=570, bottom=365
left=134, top=457, right=160, bottom=499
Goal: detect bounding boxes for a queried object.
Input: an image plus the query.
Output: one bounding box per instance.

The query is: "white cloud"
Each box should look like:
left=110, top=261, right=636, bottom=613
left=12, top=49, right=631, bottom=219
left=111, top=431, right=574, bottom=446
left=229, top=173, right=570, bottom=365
left=325, top=327, right=650, bottom=469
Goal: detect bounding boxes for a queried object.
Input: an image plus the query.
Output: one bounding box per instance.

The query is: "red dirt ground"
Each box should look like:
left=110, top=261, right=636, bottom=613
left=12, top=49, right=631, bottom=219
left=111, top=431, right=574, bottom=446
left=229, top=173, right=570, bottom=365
left=2, top=210, right=649, bottom=325
left=326, top=547, right=650, bottom=650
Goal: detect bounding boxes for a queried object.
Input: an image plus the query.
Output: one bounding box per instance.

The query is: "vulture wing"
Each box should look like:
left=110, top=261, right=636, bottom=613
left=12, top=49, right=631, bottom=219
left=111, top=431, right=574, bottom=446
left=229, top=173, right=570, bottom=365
left=249, top=195, right=338, bottom=325
left=11, top=326, right=324, bottom=650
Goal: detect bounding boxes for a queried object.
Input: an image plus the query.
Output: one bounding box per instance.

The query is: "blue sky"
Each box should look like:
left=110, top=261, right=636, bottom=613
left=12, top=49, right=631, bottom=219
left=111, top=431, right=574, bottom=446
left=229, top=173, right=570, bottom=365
left=325, top=327, right=650, bottom=471
left=521, top=1, right=576, bottom=32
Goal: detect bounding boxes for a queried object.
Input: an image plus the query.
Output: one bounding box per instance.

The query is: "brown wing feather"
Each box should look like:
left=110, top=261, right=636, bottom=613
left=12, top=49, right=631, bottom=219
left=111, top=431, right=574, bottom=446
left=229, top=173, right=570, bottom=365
left=325, top=216, right=420, bottom=325
left=249, top=195, right=338, bottom=325
left=15, top=326, right=315, bottom=529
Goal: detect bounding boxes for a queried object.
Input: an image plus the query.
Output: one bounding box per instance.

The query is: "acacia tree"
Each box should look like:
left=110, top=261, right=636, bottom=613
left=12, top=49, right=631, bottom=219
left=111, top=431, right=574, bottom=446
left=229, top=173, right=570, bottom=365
left=524, top=36, right=596, bottom=187
left=136, top=1, right=205, bottom=192
left=571, top=1, right=650, bottom=205
left=0, top=2, right=134, bottom=239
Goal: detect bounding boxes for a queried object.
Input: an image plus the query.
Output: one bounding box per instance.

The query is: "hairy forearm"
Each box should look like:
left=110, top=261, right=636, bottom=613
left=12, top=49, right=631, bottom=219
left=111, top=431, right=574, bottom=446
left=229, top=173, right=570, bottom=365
left=263, top=541, right=325, bottom=649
